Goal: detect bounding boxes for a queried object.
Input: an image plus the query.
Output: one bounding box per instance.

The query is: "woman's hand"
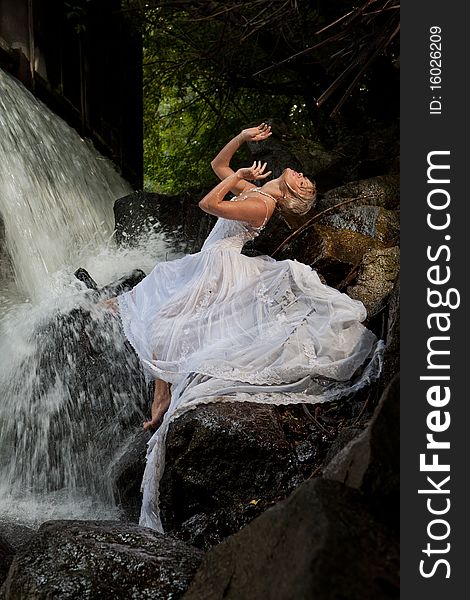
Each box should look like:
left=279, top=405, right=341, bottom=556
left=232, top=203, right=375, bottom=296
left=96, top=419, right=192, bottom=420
left=236, top=161, right=272, bottom=181
left=240, top=123, right=272, bottom=143
left=209, top=124, right=271, bottom=195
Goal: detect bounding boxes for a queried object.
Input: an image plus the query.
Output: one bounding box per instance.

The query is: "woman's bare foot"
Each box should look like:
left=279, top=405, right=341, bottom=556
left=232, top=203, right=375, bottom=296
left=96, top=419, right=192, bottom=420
left=101, top=297, right=119, bottom=313
left=143, top=379, right=171, bottom=431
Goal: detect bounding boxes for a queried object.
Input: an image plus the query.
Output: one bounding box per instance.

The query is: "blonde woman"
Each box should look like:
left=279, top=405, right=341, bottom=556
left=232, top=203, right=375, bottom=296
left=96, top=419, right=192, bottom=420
left=109, top=124, right=379, bottom=432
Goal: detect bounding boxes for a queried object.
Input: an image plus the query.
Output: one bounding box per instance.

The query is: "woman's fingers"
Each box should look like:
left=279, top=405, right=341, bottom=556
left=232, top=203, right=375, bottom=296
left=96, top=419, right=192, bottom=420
left=243, top=160, right=270, bottom=179
left=252, top=162, right=271, bottom=179
left=249, top=123, right=272, bottom=142
left=256, top=123, right=271, bottom=134
left=253, top=161, right=265, bottom=174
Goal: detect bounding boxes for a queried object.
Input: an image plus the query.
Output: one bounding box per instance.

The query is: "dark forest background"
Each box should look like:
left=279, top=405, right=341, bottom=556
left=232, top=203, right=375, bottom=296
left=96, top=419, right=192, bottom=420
left=118, top=0, right=399, bottom=192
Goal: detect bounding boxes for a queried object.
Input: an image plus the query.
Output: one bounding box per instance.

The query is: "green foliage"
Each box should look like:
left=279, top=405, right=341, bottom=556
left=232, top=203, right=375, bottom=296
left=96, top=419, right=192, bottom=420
left=126, top=1, right=399, bottom=193
left=143, top=81, right=300, bottom=193
left=137, top=2, right=320, bottom=192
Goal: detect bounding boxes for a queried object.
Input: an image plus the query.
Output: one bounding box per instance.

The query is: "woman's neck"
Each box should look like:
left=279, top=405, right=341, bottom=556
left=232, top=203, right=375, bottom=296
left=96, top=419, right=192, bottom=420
left=259, top=180, right=281, bottom=200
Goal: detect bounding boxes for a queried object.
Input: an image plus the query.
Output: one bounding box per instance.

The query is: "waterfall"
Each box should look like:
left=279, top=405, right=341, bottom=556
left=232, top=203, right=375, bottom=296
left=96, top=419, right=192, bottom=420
left=0, top=69, right=130, bottom=303
left=0, top=68, right=176, bottom=526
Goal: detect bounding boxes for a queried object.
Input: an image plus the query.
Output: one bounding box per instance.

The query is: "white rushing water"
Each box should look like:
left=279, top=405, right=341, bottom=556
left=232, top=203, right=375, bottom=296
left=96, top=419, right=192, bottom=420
left=0, top=68, right=179, bottom=527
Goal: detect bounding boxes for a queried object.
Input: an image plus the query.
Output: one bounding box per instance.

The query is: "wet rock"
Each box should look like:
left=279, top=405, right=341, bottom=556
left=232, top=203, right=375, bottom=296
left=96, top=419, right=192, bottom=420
left=323, top=374, right=399, bottom=528
left=1, top=520, right=203, bottom=600
left=114, top=190, right=216, bottom=253
left=182, top=478, right=399, bottom=600
left=0, top=523, right=34, bottom=553
left=280, top=224, right=378, bottom=287
left=276, top=404, right=332, bottom=470
left=73, top=268, right=147, bottom=304
left=322, top=426, right=364, bottom=465
left=249, top=201, right=398, bottom=268
left=159, top=403, right=305, bottom=550
left=4, top=304, right=150, bottom=502
left=98, top=269, right=147, bottom=299
left=381, top=277, right=400, bottom=388
left=319, top=174, right=400, bottom=211
left=321, top=205, right=399, bottom=246
left=0, top=536, right=13, bottom=588
left=74, top=267, right=99, bottom=290
left=294, top=438, right=316, bottom=463
left=285, top=187, right=399, bottom=287
left=347, top=246, right=400, bottom=316
left=245, top=208, right=306, bottom=260
left=115, top=400, right=370, bottom=551
left=111, top=430, right=151, bottom=523
left=253, top=206, right=398, bottom=288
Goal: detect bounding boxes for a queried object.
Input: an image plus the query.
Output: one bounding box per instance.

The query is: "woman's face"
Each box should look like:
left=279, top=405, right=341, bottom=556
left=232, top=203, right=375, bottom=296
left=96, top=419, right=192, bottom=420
left=282, top=168, right=314, bottom=196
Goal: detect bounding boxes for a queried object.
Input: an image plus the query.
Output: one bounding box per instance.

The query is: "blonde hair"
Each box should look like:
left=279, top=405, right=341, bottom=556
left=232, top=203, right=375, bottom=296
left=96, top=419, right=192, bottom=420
left=279, top=179, right=317, bottom=216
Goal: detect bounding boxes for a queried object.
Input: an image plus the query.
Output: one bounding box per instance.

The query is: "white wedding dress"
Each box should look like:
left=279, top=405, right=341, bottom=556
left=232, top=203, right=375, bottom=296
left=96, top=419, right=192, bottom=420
left=117, top=190, right=383, bottom=531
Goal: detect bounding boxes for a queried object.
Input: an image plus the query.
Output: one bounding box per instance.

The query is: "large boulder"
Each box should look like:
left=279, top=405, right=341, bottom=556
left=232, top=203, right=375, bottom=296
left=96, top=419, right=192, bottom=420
left=182, top=478, right=399, bottom=600
left=114, top=190, right=216, bottom=253
left=319, top=174, right=400, bottom=211
left=279, top=223, right=379, bottom=287
left=159, top=403, right=309, bottom=550
left=272, top=192, right=399, bottom=289
left=323, top=374, right=399, bottom=528
left=0, top=523, right=35, bottom=586
left=0, top=299, right=150, bottom=504
left=114, top=396, right=378, bottom=546
left=0, top=536, right=13, bottom=588
left=111, top=430, right=151, bottom=523
left=1, top=520, right=203, bottom=600
left=347, top=246, right=400, bottom=317
left=321, top=205, right=399, bottom=246
left=249, top=202, right=398, bottom=267
left=0, top=524, right=34, bottom=554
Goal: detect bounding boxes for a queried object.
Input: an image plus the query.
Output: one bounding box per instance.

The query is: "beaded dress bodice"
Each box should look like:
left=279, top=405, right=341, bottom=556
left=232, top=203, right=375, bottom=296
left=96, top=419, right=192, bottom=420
left=200, top=188, right=276, bottom=252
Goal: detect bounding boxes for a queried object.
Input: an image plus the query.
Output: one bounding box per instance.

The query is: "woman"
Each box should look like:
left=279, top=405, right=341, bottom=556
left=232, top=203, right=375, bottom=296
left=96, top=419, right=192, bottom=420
left=117, top=123, right=382, bottom=429
left=110, top=123, right=382, bottom=530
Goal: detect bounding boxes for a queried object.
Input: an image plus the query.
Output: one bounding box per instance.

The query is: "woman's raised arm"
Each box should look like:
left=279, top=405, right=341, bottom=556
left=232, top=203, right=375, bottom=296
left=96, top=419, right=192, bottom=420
left=199, top=162, right=272, bottom=227
left=210, top=123, right=272, bottom=196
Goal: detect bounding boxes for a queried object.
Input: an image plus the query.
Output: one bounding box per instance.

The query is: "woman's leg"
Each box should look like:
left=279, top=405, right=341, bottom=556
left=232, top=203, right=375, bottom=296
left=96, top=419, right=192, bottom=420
left=104, top=301, right=170, bottom=430
left=143, top=378, right=171, bottom=430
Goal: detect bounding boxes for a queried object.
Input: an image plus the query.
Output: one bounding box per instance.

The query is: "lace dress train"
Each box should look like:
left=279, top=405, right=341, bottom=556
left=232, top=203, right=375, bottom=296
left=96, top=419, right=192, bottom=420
left=117, top=193, right=383, bottom=531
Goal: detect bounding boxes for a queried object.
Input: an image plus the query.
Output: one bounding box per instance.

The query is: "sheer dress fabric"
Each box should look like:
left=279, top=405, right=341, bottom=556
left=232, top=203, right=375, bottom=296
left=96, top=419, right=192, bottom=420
left=117, top=192, right=383, bottom=530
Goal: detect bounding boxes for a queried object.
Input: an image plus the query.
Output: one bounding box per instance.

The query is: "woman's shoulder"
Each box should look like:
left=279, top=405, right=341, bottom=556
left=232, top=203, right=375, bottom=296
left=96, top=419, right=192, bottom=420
left=230, top=187, right=258, bottom=202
